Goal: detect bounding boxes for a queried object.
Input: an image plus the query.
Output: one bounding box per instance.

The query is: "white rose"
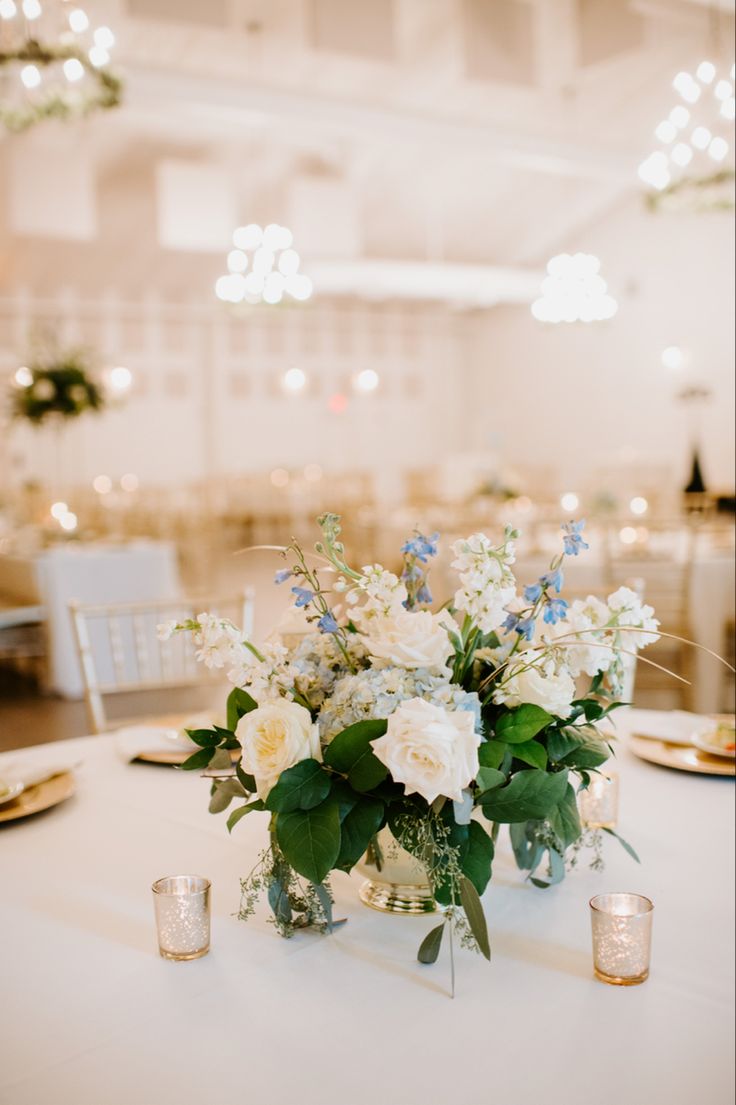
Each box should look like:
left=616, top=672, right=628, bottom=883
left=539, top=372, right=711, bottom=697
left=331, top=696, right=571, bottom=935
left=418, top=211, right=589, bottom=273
left=237, top=701, right=321, bottom=800
left=496, top=654, right=576, bottom=718
left=371, top=697, right=480, bottom=805
left=361, top=609, right=454, bottom=673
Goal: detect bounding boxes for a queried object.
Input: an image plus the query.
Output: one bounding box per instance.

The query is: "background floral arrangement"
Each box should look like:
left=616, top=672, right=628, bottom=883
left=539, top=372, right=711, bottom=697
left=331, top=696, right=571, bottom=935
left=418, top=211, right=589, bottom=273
left=162, top=513, right=659, bottom=970
left=10, top=349, right=105, bottom=426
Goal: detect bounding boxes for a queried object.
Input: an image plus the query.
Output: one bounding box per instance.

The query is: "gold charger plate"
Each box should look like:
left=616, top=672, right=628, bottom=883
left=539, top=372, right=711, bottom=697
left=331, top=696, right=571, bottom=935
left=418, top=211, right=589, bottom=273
left=630, top=736, right=736, bottom=778
left=0, top=772, right=76, bottom=823
left=136, top=748, right=240, bottom=766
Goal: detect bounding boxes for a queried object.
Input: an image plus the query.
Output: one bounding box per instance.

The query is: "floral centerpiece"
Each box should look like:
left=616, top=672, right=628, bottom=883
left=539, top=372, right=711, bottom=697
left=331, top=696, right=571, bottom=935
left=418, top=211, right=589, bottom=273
left=161, top=514, right=660, bottom=971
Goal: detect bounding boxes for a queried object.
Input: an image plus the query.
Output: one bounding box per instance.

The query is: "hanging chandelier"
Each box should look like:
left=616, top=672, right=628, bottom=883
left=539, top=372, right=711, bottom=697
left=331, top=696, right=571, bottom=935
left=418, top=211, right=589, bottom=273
left=531, top=253, right=618, bottom=324
left=215, top=224, right=313, bottom=306
left=638, top=58, right=735, bottom=212
left=0, top=0, right=122, bottom=132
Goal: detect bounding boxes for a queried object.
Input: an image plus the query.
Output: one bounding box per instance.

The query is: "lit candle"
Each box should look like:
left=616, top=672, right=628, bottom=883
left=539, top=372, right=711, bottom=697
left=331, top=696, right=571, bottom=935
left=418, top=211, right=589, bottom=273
left=590, top=893, right=653, bottom=985
left=578, top=771, right=619, bottom=829
left=152, top=875, right=211, bottom=961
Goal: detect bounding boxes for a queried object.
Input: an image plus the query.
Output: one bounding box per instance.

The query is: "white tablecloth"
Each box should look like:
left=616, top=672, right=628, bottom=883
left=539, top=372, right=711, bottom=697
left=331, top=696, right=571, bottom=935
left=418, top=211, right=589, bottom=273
left=0, top=713, right=733, bottom=1105
left=0, top=541, right=180, bottom=698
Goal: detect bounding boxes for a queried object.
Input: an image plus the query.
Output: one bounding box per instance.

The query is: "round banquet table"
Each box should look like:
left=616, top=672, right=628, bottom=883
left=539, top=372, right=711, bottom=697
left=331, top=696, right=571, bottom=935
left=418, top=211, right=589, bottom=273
left=0, top=716, right=733, bottom=1105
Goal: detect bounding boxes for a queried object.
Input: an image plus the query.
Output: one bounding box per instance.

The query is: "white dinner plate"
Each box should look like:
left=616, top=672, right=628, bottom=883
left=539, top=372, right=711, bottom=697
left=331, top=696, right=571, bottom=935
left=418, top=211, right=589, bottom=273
left=692, top=722, right=736, bottom=760
left=0, top=780, right=25, bottom=807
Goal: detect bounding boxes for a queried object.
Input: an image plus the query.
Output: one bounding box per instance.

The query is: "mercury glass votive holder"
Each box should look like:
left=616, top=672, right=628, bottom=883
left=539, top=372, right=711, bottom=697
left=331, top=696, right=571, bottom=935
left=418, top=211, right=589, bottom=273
left=579, top=772, right=619, bottom=829
left=152, top=875, right=211, bottom=961
left=590, top=893, right=653, bottom=985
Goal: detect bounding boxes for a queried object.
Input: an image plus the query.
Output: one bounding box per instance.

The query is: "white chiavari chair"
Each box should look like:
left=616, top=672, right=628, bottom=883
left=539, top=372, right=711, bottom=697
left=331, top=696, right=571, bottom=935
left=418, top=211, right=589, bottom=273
left=69, top=589, right=254, bottom=734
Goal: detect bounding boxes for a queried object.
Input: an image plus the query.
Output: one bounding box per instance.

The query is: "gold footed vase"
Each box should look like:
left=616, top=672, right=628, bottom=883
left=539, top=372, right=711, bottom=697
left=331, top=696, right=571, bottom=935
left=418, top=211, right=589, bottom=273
left=354, top=827, right=437, bottom=915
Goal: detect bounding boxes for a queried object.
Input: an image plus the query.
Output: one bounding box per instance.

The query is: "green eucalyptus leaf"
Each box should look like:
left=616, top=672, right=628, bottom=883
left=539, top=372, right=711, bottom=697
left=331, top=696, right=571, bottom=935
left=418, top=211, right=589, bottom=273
left=335, top=797, right=385, bottom=871
left=417, top=921, right=445, bottom=964
left=480, top=769, right=569, bottom=823
left=548, top=783, right=582, bottom=848
left=323, top=719, right=389, bottom=792
left=602, top=826, right=641, bottom=863
left=227, top=799, right=265, bottom=832
left=184, top=728, right=220, bottom=748
left=208, top=777, right=247, bottom=814
left=235, top=760, right=257, bottom=793
left=546, top=727, right=583, bottom=762
left=275, top=799, right=342, bottom=884
left=459, top=875, right=491, bottom=961
left=226, top=687, right=258, bottom=732
left=560, top=738, right=610, bottom=770
left=511, top=740, right=548, bottom=771
left=476, top=766, right=506, bottom=794
left=530, top=847, right=566, bottom=888
left=509, top=820, right=544, bottom=872
left=264, top=759, right=331, bottom=813
left=460, top=821, right=494, bottom=895
left=478, top=740, right=506, bottom=770
left=268, top=877, right=293, bottom=924
left=312, top=882, right=334, bottom=931
left=179, top=746, right=215, bottom=772
left=495, top=704, right=553, bottom=744
left=208, top=747, right=233, bottom=771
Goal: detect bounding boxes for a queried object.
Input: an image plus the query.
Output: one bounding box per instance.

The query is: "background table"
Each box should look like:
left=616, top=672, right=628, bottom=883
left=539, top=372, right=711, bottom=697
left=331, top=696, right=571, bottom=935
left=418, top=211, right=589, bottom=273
left=0, top=713, right=733, bottom=1105
left=0, top=541, right=180, bottom=698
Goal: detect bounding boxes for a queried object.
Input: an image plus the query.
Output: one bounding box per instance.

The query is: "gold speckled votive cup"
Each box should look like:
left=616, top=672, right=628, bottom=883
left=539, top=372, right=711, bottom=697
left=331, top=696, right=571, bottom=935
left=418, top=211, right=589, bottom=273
left=579, top=772, right=619, bottom=829
left=590, top=892, right=653, bottom=985
left=152, top=875, right=211, bottom=961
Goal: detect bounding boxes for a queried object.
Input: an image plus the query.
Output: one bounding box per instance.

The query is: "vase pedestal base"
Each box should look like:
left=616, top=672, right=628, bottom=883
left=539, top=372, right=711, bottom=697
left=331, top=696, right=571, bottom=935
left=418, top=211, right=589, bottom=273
left=358, top=878, right=437, bottom=915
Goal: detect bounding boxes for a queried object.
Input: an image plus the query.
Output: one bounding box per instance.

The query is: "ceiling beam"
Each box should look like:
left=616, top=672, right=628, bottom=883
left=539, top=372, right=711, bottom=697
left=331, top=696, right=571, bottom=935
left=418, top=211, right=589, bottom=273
left=123, top=65, right=639, bottom=184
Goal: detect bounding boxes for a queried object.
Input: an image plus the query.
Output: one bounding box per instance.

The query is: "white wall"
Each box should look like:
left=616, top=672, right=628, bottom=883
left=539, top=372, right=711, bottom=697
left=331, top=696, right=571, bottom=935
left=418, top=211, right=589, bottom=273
left=466, top=198, right=736, bottom=497
left=0, top=296, right=468, bottom=502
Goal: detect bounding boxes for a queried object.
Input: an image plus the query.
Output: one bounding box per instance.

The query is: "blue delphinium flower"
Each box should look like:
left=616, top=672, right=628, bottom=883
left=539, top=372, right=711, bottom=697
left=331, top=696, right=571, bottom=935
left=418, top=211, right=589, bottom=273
left=561, top=520, right=590, bottom=557
left=291, top=586, right=315, bottom=608
left=516, top=616, right=536, bottom=641
left=523, top=582, right=543, bottom=603
left=502, top=612, right=520, bottom=634
left=318, top=612, right=339, bottom=634
left=416, top=583, right=433, bottom=605
left=542, top=597, right=569, bottom=625
left=274, top=568, right=292, bottom=585
left=540, top=565, right=564, bottom=592
left=401, top=563, right=422, bottom=583
left=400, top=531, right=440, bottom=563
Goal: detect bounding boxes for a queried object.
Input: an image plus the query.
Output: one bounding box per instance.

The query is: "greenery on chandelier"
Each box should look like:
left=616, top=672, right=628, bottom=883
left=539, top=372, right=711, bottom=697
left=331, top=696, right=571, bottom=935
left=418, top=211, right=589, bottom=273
left=646, top=168, right=736, bottom=213
left=11, top=349, right=105, bottom=425
left=0, top=41, right=122, bottom=133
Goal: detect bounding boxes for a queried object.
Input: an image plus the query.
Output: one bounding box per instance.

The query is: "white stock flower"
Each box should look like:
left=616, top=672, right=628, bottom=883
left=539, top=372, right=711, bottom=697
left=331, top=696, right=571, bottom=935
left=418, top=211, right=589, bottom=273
left=351, top=564, right=408, bottom=623
left=495, top=651, right=576, bottom=718
left=551, top=595, right=612, bottom=678
left=156, top=619, right=178, bottom=642
left=237, top=700, right=321, bottom=800
left=361, top=609, right=454, bottom=673
left=451, top=532, right=517, bottom=633
left=371, top=697, right=480, bottom=805
left=606, top=587, right=660, bottom=650
left=227, top=639, right=294, bottom=701
left=192, top=613, right=242, bottom=670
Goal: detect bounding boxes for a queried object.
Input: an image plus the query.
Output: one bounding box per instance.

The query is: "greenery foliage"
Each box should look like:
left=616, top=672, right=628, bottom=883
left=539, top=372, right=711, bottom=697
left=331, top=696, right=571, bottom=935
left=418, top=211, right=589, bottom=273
left=0, top=43, right=122, bottom=133
left=10, top=350, right=105, bottom=425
